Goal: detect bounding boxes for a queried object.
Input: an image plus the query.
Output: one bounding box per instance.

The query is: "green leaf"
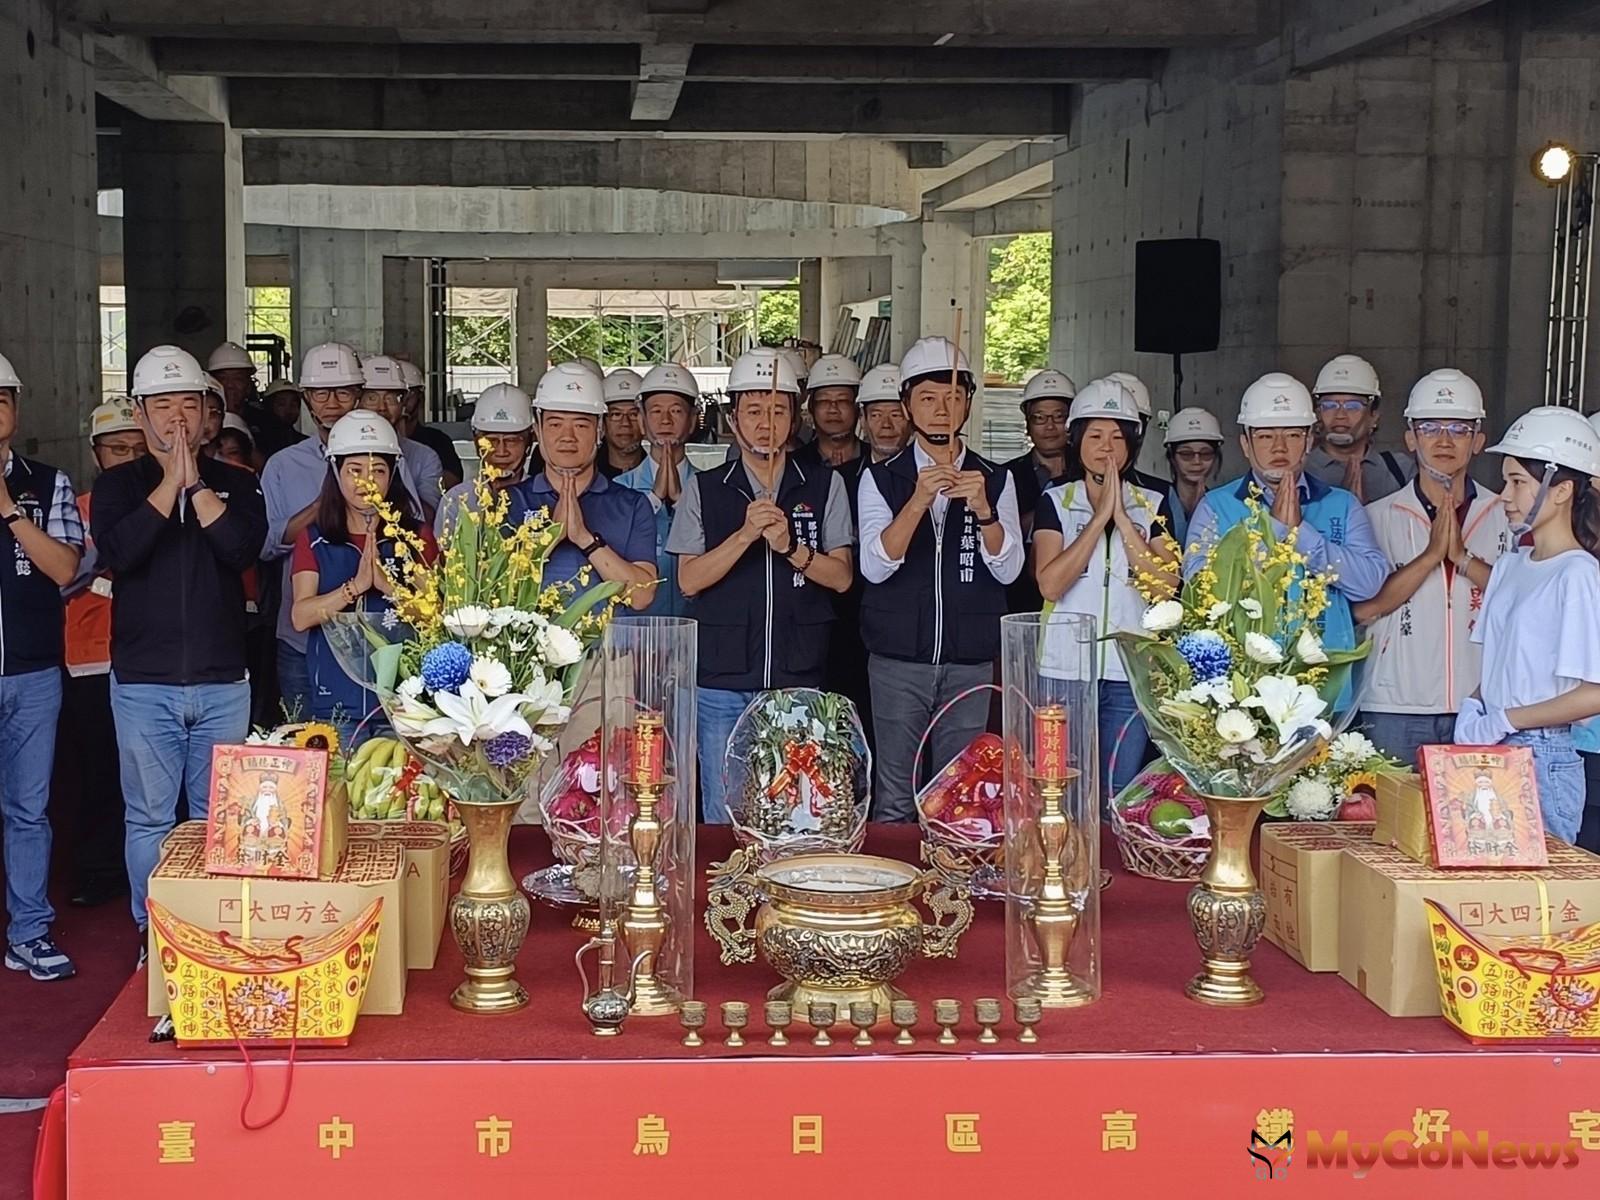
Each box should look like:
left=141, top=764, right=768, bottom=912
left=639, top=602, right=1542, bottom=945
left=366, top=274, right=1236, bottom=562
left=555, top=580, right=624, bottom=629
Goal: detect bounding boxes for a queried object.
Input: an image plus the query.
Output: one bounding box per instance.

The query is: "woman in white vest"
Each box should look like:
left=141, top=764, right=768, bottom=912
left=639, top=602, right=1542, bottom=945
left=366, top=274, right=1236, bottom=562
left=1033, top=378, right=1179, bottom=801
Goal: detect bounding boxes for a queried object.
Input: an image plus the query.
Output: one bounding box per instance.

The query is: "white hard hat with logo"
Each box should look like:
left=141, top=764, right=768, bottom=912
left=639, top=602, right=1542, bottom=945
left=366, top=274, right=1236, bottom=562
left=1164, top=408, right=1225, bottom=445
left=602, top=368, right=644, bottom=406
left=727, top=348, right=801, bottom=397
left=1313, top=354, right=1381, bottom=399
left=325, top=411, right=403, bottom=459
left=535, top=362, right=607, bottom=415
left=639, top=363, right=700, bottom=402
left=472, top=383, right=534, bottom=432
left=1021, top=369, right=1077, bottom=407
left=1404, top=368, right=1486, bottom=421
left=807, top=354, right=862, bottom=392
left=900, top=337, right=973, bottom=390
left=130, top=345, right=209, bottom=399
left=300, top=342, right=365, bottom=390
left=858, top=363, right=902, bottom=406
left=361, top=355, right=408, bottom=392
left=0, top=351, right=21, bottom=392
left=1104, top=371, right=1151, bottom=418
left=1238, top=373, right=1315, bottom=429
left=1488, top=407, right=1600, bottom=477
left=397, top=359, right=425, bottom=389
left=90, top=399, right=139, bottom=439
left=1069, top=378, right=1141, bottom=426
left=206, top=341, right=255, bottom=374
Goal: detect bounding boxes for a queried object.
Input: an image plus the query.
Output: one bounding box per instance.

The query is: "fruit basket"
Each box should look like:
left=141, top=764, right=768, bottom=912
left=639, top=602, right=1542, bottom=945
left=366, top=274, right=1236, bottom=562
left=913, top=685, right=1005, bottom=900
left=1108, top=758, right=1211, bottom=881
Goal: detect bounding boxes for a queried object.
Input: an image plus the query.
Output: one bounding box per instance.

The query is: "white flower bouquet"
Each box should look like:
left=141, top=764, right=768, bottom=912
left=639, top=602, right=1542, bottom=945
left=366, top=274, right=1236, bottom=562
left=1269, top=730, right=1406, bottom=821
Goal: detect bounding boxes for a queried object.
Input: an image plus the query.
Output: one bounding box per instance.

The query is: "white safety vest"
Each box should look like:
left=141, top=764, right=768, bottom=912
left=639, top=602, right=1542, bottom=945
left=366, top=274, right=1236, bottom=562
left=1362, top=483, right=1511, bottom=715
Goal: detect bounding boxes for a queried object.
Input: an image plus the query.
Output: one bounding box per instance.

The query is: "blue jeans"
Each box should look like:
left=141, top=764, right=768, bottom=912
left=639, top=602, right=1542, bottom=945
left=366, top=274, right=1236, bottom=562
left=111, top=676, right=252, bottom=929
left=697, top=688, right=759, bottom=824
left=1100, top=679, right=1148, bottom=804
left=276, top=641, right=310, bottom=723
left=0, top=669, right=63, bottom=944
left=1363, top=712, right=1459, bottom=773
left=1506, top=727, right=1584, bottom=844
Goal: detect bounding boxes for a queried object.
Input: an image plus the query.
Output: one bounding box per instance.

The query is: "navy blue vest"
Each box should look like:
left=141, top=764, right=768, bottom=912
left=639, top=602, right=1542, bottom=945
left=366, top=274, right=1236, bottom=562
left=691, top=458, right=836, bottom=690
left=305, top=526, right=400, bottom=740
left=859, top=448, right=1010, bottom=665
left=0, top=455, right=69, bottom=675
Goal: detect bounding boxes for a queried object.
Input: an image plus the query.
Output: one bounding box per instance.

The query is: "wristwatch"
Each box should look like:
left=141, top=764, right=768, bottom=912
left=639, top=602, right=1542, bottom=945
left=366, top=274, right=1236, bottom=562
left=974, top=510, right=999, bottom=527
left=579, top=532, right=608, bottom=558
left=0, top=510, right=19, bottom=527
left=184, top=481, right=207, bottom=499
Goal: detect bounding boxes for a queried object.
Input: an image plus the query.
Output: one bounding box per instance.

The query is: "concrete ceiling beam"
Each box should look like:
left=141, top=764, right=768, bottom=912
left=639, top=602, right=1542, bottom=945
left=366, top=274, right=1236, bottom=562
left=92, top=34, right=228, bottom=122
left=971, top=196, right=1051, bottom=237
left=1289, top=0, right=1496, bottom=71
left=631, top=42, right=693, bottom=121
left=924, top=139, right=1055, bottom=211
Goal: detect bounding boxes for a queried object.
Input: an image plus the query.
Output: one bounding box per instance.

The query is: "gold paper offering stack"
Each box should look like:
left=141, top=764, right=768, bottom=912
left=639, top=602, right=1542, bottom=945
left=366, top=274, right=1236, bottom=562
left=1373, top=773, right=1432, bottom=865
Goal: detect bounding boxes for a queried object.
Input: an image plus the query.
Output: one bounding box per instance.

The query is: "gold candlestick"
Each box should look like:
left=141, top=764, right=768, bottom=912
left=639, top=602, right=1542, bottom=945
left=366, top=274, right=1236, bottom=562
left=808, top=1001, right=837, bottom=1047
left=933, top=998, right=960, bottom=1045
left=679, top=1000, right=707, bottom=1046
left=890, top=999, right=918, bottom=1046
left=849, top=1001, right=877, bottom=1047
left=974, top=997, right=1001, bottom=1045
left=1024, top=705, right=1093, bottom=1007
left=721, top=1000, right=749, bottom=1047
left=1014, top=996, right=1042, bottom=1044
left=621, top=711, right=679, bottom=1017
left=765, top=1000, right=793, bottom=1047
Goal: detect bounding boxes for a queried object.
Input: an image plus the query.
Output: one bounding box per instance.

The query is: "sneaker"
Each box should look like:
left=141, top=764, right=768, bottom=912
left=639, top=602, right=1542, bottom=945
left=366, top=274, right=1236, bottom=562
left=5, top=935, right=78, bottom=981
left=135, top=930, right=148, bottom=973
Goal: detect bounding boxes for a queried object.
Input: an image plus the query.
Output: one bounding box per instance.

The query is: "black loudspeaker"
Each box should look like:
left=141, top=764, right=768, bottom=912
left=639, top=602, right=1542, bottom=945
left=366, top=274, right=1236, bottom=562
left=1134, top=238, right=1221, bottom=355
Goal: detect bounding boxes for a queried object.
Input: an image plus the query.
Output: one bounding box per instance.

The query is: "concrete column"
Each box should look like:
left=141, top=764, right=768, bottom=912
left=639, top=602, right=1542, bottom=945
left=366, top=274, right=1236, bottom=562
left=818, top=258, right=843, bottom=352
left=290, top=228, right=384, bottom=358
left=513, top=264, right=548, bottom=388
left=121, top=117, right=245, bottom=362
left=0, top=1, right=99, bottom=475
left=382, top=256, right=429, bottom=361
left=797, top=258, right=823, bottom=347
left=882, top=220, right=923, bottom=359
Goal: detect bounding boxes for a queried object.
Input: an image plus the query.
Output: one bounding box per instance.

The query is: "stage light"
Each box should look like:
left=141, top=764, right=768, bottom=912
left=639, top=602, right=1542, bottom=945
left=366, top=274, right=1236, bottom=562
left=1534, top=142, right=1577, bottom=185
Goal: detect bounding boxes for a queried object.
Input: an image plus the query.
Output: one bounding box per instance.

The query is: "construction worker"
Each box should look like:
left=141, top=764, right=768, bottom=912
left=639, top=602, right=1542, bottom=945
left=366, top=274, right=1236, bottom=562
left=1305, top=353, right=1412, bottom=502
left=94, top=345, right=266, bottom=952
left=357, top=354, right=444, bottom=515
left=599, top=367, right=646, bottom=479
left=508, top=363, right=657, bottom=601
left=1355, top=370, right=1509, bottom=768
left=1456, top=406, right=1600, bottom=843
left=436, top=382, right=538, bottom=539
left=668, top=347, right=854, bottom=822
left=290, top=412, right=436, bottom=744
left=253, top=378, right=305, bottom=460
left=214, top=413, right=255, bottom=471
left=1035, top=380, right=1179, bottom=799
left=858, top=337, right=1023, bottom=821
left=1183, top=373, right=1391, bottom=654
left=1162, top=408, right=1226, bottom=548
left=262, top=342, right=423, bottom=716
left=617, top=364, right=700, bottom=615
left=263, top=378, right=302, bottom=429
left=396, top=358, right=464, bottom=492
left=793, top=354, right=865, bottom=470
left=206, top=342, right=257, bottom=415
left=200, top=373, right=227, bottom=450
left=0, top=349, right=84, bottom=981
left=858, top=364, right=910, bottom=470
left=58, top=401, right=145, bottom=910
left=1003, top=368, right=1075, bottom=613
left=1104, top=370, right=1172, bottom=492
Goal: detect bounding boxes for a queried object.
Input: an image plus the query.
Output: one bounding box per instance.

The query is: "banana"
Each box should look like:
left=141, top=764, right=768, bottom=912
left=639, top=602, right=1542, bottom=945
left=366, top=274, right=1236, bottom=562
left=348, top=737, right=385, bottom=771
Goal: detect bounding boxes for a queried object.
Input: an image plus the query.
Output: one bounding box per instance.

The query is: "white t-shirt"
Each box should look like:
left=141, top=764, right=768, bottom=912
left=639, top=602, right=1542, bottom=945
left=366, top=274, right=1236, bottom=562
left=1472, top=548, right=1600, bottom=711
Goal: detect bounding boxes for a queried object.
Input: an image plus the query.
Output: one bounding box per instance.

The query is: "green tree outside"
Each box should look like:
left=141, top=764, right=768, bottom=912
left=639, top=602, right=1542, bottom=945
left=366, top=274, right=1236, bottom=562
left=756, top=287, right=799, bottom=345
left=985, top=233, right=1051, bottom=384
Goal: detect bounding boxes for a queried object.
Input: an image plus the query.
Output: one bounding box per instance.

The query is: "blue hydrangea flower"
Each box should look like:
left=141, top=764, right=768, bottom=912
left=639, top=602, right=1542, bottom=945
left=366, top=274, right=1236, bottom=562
left=483, top=730, right=532, bottom=768
left=420, top=641, right=473, bottom=693
left=1177, top=630, right=1232, bottom=682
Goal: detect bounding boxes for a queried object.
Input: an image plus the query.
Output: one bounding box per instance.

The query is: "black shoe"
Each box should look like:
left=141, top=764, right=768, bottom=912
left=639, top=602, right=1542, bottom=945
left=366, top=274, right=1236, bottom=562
left=136, top=930, right=148, bottom=973
left=71, top=877, right=130, bottom=908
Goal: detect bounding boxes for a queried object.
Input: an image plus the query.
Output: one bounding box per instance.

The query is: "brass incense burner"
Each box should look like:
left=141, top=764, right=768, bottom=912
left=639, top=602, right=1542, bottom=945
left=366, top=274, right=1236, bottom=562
left=706, top=851, right=972, bottom=1013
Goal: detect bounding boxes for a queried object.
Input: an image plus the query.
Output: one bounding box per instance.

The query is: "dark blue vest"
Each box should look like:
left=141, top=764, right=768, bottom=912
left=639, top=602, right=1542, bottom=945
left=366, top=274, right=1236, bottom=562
left=0, top=455, right=68, bottom=676
left=305, top=526, right=400, bottom=741
left=691, top=458, right=836, bottom=691
left=859, top=448, right=1010, bottom=665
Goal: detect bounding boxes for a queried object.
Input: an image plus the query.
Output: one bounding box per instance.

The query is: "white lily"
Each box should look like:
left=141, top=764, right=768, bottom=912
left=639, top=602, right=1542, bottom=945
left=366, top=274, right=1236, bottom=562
left=1296, top=628, right=1329, bottom=665
left=1243, top=674, right=1330, bottom=743
left=520, top=676, right=572, bottom=728
left=1177, top=678, right=1236, bottom=707
left=389, top=692, right=444, bottom=738
left=1239, top=598, right=1263, bottom=619
left=1245, top=632, right=1285, bottom=665
left=442, top=604, right=494, bottom=640
left=1141, top=600, right=1184, bottom=633
left=425, top=678, right=537, bottom=746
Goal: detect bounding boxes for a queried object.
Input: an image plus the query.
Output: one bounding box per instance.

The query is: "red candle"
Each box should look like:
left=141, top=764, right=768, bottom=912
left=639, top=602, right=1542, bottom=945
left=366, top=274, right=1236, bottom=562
left=633, top=711, right=666, bottom=786
left=1034, top=705, right=1069, bottom=780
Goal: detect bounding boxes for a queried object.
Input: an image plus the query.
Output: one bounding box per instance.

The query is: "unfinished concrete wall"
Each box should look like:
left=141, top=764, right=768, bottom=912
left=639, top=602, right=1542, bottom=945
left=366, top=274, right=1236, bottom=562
left=0, top=0, right=99, bottom=476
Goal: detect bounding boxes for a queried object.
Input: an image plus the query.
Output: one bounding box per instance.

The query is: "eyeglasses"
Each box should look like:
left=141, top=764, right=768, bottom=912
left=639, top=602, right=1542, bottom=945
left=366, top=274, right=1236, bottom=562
left=1027, top=413, right=1068, bottom=428
left=1412, top=420, right=1478, bottom=438
left=1316, top=398, right=1371, bottom=413
left=1173, top=447, right=1218, bottom=463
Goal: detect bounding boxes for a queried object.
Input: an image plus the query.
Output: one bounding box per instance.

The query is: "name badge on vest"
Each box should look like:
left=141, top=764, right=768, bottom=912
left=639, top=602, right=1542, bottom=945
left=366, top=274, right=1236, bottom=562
left=790, top=501, right=820, bottom=588
left=11, top=493, right=45, bottom=577
left=957, top=509, right=978, bottom=584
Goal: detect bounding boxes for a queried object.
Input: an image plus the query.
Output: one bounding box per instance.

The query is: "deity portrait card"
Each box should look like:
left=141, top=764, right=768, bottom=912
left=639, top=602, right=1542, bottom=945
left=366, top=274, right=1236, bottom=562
left=205, top=745, right=331, bottom=879
left=1418, top=744, right=1547, bottom=869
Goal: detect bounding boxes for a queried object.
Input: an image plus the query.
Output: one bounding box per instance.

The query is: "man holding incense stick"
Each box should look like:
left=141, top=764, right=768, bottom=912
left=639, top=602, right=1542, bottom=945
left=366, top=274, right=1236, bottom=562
left=857, top=336, right=1023, bottom=821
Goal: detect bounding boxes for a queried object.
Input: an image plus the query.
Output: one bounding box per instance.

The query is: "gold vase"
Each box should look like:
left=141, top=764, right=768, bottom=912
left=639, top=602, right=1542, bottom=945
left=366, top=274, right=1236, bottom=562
left=448, top=799, right=531, bottom=1014
left=1185, top=794, right=1269, bottom=1007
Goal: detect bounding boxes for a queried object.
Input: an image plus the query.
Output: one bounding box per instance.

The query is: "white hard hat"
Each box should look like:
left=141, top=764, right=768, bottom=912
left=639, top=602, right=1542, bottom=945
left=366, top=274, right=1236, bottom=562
left=900, top=337, right=973, bottom=389
left=300, top=342, right=365, bottom=390
left=807, top=354, right=861, bottom=392
left=1488, top=407, right=1600, bottom=477
left=89, top=399, right=139, bottom=439
left=1021, top=369, right=1077, bottom=407
left=571, top=356, right=603, bottom=380
left=1404, top=368, right=1486, bottom=421
left=206, top=341, right=255, bottom=374
left=639, top=363, right=700, bottom=402
left=727, top=347, right=801, bottom=397
left=1069, top=378, right=1141, bottom=426
left=1105, top=371, right=1152, bottom=418
left=602, top=368, right=644, bottom=407
left=202, top=373, right=224, bottom=400
left=130, top=345, right=209, bottom=399
left=1238, top=372, right=1315, bottom=429
left=779, top=347, right=809, bottom=386
left=472, top=383, right=534, bottom=433
left=325, top=411, right=402, bottom=459
left=0, top=351, right=20, bottom=392
left=858, top=363, right=902, bottom=405
left=535, top=362, right=607, bottom=416
left=361, top=354, right=408, bottom=392
left=397, top=359, right=425, bottom=389
left=1313, top=354, right=1381, bottom=399
left=221, top=413, right=254, bottom=441
left=1164, top=407, right=1225, bottom=445
left=263, top=378, right=300, bottom=399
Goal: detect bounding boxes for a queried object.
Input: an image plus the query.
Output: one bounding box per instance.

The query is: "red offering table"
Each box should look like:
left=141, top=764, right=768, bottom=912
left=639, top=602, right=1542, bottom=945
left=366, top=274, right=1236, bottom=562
left=59, top=826, right=1600, bottom=1197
